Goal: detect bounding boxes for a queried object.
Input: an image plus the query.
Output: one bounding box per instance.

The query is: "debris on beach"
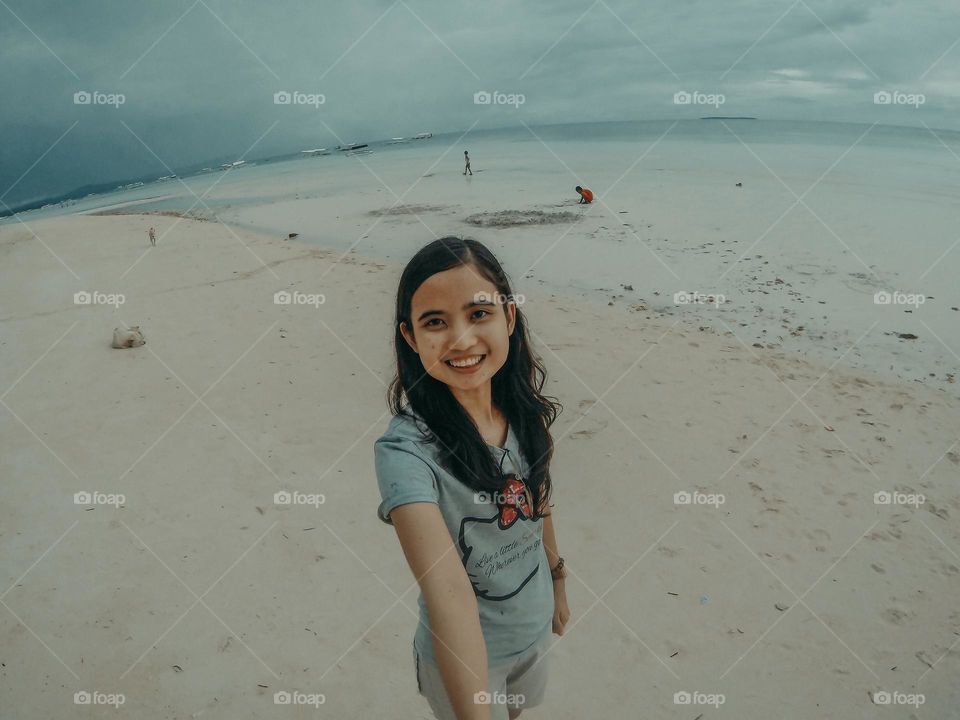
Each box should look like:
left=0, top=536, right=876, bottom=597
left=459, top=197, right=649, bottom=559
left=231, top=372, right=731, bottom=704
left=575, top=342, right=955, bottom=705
left=287, top=232, right=298, bottom=239
left=368, top=204, right=446, bottom=216
left=897, top=333, right=918, bottom=340
left=464, top=210, right=580, bottom=228
left=112, top=326, right=145, bottom=348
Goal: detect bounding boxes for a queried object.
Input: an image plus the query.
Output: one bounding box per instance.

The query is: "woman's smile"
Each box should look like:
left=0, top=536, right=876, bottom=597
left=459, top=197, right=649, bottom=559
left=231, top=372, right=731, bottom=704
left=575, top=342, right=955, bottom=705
left=445, top=353, right=486, bottom=371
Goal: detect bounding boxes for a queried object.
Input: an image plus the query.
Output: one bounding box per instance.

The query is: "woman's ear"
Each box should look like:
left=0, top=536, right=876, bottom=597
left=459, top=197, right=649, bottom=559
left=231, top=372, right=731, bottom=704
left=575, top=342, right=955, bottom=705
left=399, top=321, right=419, bottom=354
left=506, top=301, right=517, bottom=336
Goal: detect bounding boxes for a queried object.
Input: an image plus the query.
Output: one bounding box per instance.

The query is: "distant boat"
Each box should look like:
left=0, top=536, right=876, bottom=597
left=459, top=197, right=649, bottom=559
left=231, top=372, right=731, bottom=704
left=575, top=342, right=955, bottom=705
left=412, top=132, right=432, bottom=140
left=338, top=143, right=368, bottom=151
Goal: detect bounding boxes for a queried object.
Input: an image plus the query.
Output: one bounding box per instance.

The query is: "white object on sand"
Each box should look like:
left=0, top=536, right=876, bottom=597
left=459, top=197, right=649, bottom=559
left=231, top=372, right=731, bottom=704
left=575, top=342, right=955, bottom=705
left=112, top=326, right=145, bottom=348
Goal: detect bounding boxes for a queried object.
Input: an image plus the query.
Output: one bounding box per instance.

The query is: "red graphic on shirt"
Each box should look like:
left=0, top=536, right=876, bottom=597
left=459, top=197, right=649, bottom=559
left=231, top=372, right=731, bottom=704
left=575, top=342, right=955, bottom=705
left=496, top=474, right=533, bottom=530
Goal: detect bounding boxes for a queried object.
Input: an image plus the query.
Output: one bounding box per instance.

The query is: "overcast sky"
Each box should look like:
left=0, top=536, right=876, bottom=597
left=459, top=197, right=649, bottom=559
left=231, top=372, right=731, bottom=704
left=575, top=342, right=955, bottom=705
left=1, top=0, right=958, bottom=208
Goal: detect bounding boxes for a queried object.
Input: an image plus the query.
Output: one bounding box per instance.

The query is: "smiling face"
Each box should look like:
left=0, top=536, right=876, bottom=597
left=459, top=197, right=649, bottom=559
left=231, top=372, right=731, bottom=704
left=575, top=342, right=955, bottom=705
left=399, top=263, right=516, bottom=395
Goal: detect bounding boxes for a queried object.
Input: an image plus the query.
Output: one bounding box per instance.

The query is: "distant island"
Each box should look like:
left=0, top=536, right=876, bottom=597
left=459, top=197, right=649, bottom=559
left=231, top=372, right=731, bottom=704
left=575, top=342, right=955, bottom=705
left=701, top=116, right=757, bottom=120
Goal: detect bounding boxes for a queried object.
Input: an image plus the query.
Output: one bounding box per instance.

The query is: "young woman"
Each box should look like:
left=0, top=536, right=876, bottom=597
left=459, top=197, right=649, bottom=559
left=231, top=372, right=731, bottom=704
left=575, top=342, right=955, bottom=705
left=375, top=237, right=570, bottom=720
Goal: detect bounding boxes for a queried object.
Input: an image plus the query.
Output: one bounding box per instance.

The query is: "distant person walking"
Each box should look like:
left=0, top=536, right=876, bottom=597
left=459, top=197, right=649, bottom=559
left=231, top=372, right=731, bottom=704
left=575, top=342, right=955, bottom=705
left=463, top=150, right=472, bottom=176
left=575, top=185, right=593, bottom=204
left=148, top=226, right=156, bottom=246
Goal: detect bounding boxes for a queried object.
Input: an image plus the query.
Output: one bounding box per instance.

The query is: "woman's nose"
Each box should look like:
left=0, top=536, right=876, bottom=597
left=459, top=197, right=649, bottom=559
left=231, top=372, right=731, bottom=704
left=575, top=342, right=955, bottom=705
left=448, top=321, right=479, bottom=350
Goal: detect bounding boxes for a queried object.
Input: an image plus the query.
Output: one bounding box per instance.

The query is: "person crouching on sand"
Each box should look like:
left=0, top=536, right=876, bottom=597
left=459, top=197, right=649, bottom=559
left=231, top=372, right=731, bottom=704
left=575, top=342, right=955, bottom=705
left=575, top=186, right=593, bottom=204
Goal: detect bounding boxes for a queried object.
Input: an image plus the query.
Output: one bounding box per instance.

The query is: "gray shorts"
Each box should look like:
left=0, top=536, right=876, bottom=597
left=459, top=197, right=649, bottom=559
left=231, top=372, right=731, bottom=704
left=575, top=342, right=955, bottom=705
left=413, top=629, right=552, bottom=720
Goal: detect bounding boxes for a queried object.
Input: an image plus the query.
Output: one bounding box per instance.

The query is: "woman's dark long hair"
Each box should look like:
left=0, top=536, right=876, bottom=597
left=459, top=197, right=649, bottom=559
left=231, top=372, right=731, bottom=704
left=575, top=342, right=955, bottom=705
left=387, top=237, right=562, bottom=519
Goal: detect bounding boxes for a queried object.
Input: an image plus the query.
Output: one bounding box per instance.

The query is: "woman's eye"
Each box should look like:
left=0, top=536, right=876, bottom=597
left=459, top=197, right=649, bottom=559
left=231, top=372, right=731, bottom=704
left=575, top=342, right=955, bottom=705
left=426, top=310, right=488, bottom=327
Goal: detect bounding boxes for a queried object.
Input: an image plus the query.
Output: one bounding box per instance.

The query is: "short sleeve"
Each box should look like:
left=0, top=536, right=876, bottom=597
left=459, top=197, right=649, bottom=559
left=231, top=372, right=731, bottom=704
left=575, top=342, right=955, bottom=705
left=374, top=437, right=440, bottom=525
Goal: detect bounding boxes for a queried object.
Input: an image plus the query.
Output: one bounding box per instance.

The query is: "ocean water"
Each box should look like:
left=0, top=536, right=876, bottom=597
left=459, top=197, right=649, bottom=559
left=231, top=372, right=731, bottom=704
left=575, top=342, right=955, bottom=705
left=8, top=119, right=959, bottom=222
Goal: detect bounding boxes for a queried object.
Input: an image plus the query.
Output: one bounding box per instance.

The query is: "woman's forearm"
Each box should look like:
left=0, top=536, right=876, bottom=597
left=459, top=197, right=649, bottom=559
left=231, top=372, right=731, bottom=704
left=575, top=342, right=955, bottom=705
left=428, top=585, right=493, bottom=720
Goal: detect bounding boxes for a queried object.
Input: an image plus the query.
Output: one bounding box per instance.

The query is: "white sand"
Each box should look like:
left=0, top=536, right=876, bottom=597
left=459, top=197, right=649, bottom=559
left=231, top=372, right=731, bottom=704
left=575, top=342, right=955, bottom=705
left=2, top=172, right=959, bottom=717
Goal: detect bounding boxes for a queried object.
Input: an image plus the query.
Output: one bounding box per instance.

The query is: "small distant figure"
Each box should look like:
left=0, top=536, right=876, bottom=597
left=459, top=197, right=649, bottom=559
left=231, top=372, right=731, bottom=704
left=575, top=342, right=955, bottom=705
left=463, top=150, right=472, bottom=176
left=148, top=226, right=156, bottom=246
left=575, top=185, right=594, bottom=204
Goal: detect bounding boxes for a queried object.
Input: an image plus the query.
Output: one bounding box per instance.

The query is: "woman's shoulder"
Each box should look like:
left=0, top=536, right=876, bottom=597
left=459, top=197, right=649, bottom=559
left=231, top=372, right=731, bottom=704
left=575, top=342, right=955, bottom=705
left=374, top=409, right=435, bottom=463
left=375, top=409, right=433, bottom=450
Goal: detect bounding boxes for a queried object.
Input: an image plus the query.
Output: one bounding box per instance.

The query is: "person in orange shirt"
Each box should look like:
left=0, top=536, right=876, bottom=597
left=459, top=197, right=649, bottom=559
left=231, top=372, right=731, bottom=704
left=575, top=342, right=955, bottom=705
left=575, top=185, right=594, bottom=204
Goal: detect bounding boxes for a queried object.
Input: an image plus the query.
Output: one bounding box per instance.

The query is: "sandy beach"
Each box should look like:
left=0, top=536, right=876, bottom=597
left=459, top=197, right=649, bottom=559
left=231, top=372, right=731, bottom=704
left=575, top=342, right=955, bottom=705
left=2, top=146, right=958, bottom=720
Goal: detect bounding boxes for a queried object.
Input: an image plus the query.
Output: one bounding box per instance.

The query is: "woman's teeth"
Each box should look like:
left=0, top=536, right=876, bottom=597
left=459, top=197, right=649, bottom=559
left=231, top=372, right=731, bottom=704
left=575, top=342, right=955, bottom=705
left=447, top=354, right=485, bottom=368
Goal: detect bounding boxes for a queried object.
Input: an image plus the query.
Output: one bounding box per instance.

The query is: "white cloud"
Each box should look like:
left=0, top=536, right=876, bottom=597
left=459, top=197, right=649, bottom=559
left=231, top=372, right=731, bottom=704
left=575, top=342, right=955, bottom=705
left=770, top=68, right=810, bottom=79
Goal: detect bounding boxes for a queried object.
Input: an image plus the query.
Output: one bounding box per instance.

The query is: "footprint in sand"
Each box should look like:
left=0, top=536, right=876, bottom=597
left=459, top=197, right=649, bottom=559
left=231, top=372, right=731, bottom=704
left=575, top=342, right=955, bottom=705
left=881, top=607, right=910, bottom=625
left=569, top=419, right=609, bottom=440
left=842, top=271, right=893, bottom=295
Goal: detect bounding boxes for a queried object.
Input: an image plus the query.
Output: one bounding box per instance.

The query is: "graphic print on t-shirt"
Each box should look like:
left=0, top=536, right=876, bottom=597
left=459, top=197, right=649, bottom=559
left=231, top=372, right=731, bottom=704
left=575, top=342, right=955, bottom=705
left=457, top=472, right=542, bottom=601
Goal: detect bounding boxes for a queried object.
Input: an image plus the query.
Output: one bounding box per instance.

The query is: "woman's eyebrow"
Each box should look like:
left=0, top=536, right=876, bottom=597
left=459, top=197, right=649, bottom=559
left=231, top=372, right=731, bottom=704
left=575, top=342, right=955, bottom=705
left=416, top=298, right=496, bottom=322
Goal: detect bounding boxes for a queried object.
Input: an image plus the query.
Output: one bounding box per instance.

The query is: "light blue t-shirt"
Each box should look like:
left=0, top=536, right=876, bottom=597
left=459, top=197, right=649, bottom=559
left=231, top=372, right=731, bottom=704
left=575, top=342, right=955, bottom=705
left=375, top=409, right=554, bottom=666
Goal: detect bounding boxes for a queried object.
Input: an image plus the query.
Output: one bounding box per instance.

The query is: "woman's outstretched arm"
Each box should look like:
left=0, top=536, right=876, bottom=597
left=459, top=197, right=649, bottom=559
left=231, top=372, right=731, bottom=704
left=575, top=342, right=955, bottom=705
left=391, top=502, right=493, bottom=720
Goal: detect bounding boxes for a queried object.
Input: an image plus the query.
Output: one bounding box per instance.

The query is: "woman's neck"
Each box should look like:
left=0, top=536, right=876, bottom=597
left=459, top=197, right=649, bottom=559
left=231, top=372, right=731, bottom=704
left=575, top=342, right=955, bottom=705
left=450, top=384, right=497, bottom=427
